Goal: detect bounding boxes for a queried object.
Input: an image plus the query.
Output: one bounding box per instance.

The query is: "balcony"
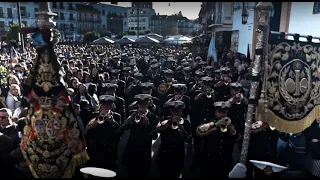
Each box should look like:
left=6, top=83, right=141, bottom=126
left=223, top=16, right=232, bottom=25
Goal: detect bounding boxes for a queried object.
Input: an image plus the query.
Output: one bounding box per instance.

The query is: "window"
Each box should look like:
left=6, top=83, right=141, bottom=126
left=52, top=2, right=57, bottom=8
left=143, top=11, right=146, bottom=14
left=124, top=12, right=127, bottom=17
left=102, top=10, right=105, bottom=15
left=314, top=2, right=320, bottom=14
left=59, top=2, right=64, bottom=9
left=7, top=8, right=12, bottom=18
left=143, top=27, right=146, bottom=30
left=142, top=19, right=145, bottom=22
left=34, top=8, right=38, bottom=13
left=70, top=24, right=74, bottom=31
left=124, top=22, right=127, bottom=25
left=0, top=21, right=4, bottom=28
left=22, top=21, right=27, bottom=27
left=60, top=13, right=64, bottom=20
left=68, top=3, right=73, bottom=10
left=69, top=13, right=73, bottom=20
left=20, top=7, right=27, bottom=17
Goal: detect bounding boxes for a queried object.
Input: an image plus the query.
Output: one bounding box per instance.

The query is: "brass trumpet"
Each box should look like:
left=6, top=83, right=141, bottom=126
left=134, top=111, right=145, bottom=123
left=220, top=117, right=231, bottom=133
left=205, top=89, right=214, bottom=98
left=171, top=117, right=183, bottom=129
left=235, top=93, right=243, bottom=105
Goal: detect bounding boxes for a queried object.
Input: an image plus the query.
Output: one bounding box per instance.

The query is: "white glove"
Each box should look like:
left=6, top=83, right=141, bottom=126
left=228, top=163, right=247, bottom=178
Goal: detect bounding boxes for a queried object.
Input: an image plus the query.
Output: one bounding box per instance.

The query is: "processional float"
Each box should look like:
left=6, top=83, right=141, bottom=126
left=20, top=2, right=89, bottom=178
left=240, top=2, right=320, bottom=165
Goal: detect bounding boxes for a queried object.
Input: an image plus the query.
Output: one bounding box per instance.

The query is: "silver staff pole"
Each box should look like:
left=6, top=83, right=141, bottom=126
left=240, top=2, right=274, bottom=164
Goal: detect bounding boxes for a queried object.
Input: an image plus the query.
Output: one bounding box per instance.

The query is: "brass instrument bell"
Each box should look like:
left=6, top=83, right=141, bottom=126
left=220, top=117, right=231, bottom=133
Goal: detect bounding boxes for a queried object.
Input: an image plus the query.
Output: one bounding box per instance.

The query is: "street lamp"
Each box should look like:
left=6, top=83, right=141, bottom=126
left=10, top=5, right=15, bottom=24
left=241, top=2, right=249, bottom=25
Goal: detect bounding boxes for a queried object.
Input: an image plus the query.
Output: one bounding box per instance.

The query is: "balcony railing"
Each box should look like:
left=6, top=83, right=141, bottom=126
left=21, top=12, right=30, bottom=18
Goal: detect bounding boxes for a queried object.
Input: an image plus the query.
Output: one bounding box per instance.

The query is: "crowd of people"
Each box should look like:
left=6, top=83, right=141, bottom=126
left=0, top=42, right=319, bottom=178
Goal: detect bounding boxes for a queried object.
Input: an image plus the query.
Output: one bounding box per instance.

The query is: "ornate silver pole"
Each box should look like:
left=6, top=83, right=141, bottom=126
left=240, top=2, right=274, bottom=164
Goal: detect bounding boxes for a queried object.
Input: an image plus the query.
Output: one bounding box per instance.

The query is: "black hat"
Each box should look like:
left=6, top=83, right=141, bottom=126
left=214, top=69, right=221, bottom=74
left=199, top=61, right=207, bottom=65
left=150, top=59, right=158, bottom=64
left=150, top=63, right=160, bottom=68
left=104, top=83, right=118, bottom=89
left=214, top=101, right=230, bottom=112
left=164, top=69, right=174, bottom=75
left=99, top=95, right=116, bottom=103
left=195, top=70, right=205, bottom=76
left=195, top=56, right=202, bottom=61
left=201, top=76, right=213, bottom=83
left=183, top=67, right=192, bottom=72
left=205, top=66, right=214, bottom=70
left=110, top=69, right=120, bottom=75
left=230, top=82, right=243, bottom=89
left=123, top=66, right=131, bottom=71
left=133, top=72, right=143, bottom=78
left=172, top=83, right=187, bottom=91
left=165, top=100, right=185, bottom=109
left=140, top=82, right=154, bottom=89
left=134, top=94, right=152, bottom=105
left=220, top=67, right=230, bottom=73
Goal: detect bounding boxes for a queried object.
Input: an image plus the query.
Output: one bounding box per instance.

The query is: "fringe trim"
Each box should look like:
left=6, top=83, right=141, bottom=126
left=256, top=103, right=318, bottom=133
left=22, top=150, right=89, bottom=178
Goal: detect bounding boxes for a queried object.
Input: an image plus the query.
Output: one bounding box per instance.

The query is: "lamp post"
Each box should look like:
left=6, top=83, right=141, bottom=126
left=241, top=2, right=249, bottom=25
left=10, top=5, right=15, bottom=24
left=16, top=2, right=25, bottom=52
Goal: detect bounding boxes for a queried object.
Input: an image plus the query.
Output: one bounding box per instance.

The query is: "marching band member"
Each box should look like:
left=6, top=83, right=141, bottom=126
left=103, top=83, right=126, bottom=124
left=109, top=69, right=126, bottom=97
left=227, top=82, right=248, bottom=137
left=120, top=94, right=158, bottom=178
left=214, top=67, right=232, bottom=101
left=156, top=101, right=192, bottom=178
left=86, top=95, right=122, bottom=171
left=196, top=101, right=238, bottom=178
left=163, top=84, right=190, bottom=119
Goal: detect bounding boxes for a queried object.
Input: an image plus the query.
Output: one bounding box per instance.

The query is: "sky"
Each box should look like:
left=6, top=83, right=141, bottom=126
left=102, top=2, right=201, bottom=20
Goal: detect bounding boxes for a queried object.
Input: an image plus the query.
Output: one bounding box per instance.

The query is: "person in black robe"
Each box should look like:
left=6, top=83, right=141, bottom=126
left=119, top=94, right=158, bottom=178
left=156, top=100, right=192, bottom=178
left=86, top=95, right=122, bottom=171
left=196, top=101, right=239, bottom=178
left=305, top=119, right=320, bottom=178
left=214, top=67, right=231, bottom=101
left=145, top=63, right=162, bottom=87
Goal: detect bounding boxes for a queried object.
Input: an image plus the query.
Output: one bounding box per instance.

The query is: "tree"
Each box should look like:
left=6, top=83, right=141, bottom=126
left=5, top=23, right=25, bottom=43
left=116, top=31, right=127, bottom=39
left=191, top=30, right=200, bottom=37
left=83, top=31, right=100, bottom=43
left=145, top=30, right=152, bottom=34
left=99, top=30, right=111, bottom=38
left=127, top=31, right=136, bottom=35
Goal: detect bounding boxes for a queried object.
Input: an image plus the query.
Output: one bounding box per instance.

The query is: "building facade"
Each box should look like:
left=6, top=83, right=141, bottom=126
left=0, top=2, right=129, bottom=41
left=149, top=13, right=197, bottom=36
left=51, top=2, right=78, bottom=40
left=93, top=3, right=128, bottom=33
left=0, top=2, right=38, bottom=40
left=127, top=2, right=156, bottom=34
